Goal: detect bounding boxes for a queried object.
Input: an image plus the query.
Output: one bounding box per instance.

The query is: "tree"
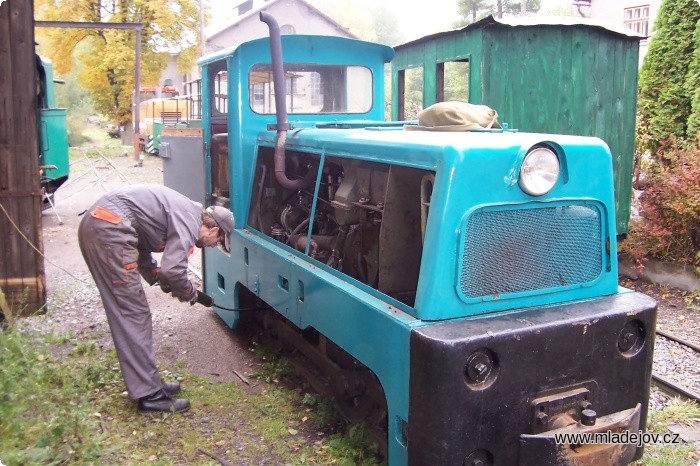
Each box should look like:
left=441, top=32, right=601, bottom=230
left=456, top=0, right=540, bottom=25
left=686, top=18, right=700, bottom=139
left=457, top=0, right=491, bottom=24
left=35, top=0, right=200, bottom=125
left=371, top=4, right=403, bottom=46
left=502, top=0, right=540, bottom=16
left=637, top=0, right=700, bottom=152
left=307, top=0, right=404, bottom=45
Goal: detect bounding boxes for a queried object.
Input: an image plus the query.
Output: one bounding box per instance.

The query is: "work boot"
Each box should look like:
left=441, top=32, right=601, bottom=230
left=138, top=389, right=190, bottom=413
left=163, top=381, right=181, bottom=395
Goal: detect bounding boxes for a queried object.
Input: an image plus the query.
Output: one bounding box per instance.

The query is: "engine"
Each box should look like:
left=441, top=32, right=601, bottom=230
left=249, top=147, right=429, bottom=307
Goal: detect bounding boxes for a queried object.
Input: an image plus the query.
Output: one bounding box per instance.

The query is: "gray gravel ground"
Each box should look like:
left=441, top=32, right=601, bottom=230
left=652, top=336, right=700, bottom=402
left=620, top=277, right=700, bottom=412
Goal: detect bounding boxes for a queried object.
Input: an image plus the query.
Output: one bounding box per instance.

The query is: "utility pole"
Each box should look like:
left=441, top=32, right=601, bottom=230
left=199, top=0, right=206, bottom=58
left=521, top=0, right=526, bottom=15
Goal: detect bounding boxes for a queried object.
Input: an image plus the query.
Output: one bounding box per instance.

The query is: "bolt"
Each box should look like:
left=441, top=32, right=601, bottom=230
left=536, top=412, right=549, bottom=425
left=465, top=351, right=495, bottom=385
left=581, top=408, right=597, bottom=426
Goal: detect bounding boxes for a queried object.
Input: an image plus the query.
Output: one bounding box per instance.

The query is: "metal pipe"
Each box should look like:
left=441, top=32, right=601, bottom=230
left=259, top=12, right=313, bottom=191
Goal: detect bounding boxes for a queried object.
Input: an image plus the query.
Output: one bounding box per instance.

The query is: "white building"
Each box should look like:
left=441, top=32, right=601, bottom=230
left=205, top=0, right=355, bottom=54
left=585, top=0, right=663, bottom=64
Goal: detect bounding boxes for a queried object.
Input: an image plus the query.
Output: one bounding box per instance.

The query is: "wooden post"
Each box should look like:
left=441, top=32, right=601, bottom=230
left=134, top=26, right=142, bottom=165
left=0, top=0, right=47, bottom=317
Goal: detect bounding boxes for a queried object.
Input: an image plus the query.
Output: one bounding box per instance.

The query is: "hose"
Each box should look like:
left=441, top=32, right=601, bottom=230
left=211, top=302, right=261, bottom=312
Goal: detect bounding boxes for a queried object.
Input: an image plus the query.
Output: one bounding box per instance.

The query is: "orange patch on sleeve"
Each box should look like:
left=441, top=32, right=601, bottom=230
left=91, top=206, right=122, bottom=225
left=123, top=262, right=138, bottom=270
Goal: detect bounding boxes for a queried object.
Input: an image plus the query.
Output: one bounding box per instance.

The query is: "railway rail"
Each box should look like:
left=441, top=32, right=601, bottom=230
left=652, top=329, right=700, bottom=404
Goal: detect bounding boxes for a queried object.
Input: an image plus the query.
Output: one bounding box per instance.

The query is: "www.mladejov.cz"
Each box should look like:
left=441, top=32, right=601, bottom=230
left=554, top=431, right=682, bottom=448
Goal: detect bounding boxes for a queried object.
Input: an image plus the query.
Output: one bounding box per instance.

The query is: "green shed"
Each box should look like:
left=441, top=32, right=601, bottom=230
left=391, top=16, right=643, bottom=235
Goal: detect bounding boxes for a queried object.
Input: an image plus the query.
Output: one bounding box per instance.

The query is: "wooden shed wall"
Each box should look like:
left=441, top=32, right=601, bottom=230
left=0, top=0, right=46, bottom=317
left=481, top=24, right=639, bottom=234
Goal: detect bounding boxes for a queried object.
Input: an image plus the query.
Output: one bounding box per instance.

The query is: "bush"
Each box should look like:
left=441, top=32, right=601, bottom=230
left=621, top=143, right=700, bottom=276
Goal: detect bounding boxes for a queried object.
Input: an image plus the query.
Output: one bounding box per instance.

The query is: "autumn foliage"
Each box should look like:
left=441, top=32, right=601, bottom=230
left=34, top=0, right=201, bottom=125
left=621, top=143, right=700, bottom=276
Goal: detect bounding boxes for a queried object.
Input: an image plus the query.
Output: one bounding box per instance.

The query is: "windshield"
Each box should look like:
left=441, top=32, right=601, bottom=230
left=249, top=63, right=373, bottom=114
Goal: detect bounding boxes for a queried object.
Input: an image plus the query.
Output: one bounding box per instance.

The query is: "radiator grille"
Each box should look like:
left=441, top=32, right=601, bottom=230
left=459, top=204, right=602, bottom=299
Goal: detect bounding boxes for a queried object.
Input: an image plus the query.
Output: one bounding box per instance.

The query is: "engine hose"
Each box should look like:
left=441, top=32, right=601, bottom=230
left=212, top=302, right=260, bottom=312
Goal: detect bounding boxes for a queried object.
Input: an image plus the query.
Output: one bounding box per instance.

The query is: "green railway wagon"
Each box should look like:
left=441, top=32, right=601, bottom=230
left=37, top=56, right=69, bottom=209
left=392, top=16, right=643, bottom=235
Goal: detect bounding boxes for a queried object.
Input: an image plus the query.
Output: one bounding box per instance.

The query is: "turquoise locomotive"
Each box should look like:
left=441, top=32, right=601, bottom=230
left=196, top=14, right=656, bottom=465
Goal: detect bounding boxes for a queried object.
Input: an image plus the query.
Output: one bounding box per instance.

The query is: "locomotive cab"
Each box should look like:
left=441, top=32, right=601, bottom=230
left=196, top=19, right=656, bottom=466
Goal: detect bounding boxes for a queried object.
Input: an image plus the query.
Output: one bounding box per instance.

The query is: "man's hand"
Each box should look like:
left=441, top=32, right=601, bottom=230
left=157, top=274, right=172, bottom=294
left=191, top=291, right=214, bottom=307
left=179, top=287, right=197, bottom=303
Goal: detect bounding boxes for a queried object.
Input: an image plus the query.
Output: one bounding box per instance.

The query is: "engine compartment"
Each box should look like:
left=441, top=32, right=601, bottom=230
left=246, top=146, right=431, bottom=307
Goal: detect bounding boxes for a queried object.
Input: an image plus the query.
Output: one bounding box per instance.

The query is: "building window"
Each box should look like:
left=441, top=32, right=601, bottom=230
left=310, top=72, right=322, bottom=106
left=280, top=24, right=296, bottom=35
left=624, top=5, right=650, bottom=36
left=252, top=83, right=264, bottom=104
left=238, top=0, right=253, bottom=16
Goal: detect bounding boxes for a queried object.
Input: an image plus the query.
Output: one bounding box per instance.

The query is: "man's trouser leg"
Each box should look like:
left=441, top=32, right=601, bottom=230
left=78, top=205, right=163, bottom=400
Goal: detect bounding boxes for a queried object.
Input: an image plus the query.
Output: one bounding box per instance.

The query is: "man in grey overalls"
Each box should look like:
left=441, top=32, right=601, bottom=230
left=78, top=184, right=234, bottom=413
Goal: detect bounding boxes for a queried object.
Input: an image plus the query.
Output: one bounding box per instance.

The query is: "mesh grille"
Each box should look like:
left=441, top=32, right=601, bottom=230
left=460, top=205, right=602, bottom=299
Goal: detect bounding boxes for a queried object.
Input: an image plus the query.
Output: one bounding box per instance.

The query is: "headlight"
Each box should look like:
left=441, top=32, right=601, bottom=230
left=519, top=147, right=560, bottom=196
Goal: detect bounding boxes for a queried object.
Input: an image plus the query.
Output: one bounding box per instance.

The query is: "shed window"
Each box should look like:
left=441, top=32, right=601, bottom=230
left=438, top=60, right=469, bottom=102
left=401, top=67, right=423, bottom=120
left=624, top=5, right=649, bottom=36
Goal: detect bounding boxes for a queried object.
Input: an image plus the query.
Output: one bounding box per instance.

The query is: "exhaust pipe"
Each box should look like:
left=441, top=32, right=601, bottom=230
left=259, top=12, right=314, bottom=190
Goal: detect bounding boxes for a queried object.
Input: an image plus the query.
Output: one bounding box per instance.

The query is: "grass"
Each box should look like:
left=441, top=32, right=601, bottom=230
left=0, top=327, right=109, bottom=464
left=0, top=322, right=384, bottom=465
left=635, top=398, right=700, bottom=466
left=249, top=342, right=384, bottom=464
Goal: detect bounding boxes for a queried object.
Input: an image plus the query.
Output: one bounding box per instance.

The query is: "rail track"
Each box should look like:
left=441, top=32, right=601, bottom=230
left=652, top=329, right=700, bottom=404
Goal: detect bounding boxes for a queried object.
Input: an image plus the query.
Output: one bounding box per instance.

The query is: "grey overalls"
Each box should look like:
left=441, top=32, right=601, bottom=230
left=78, top=185, right=202, bottom=400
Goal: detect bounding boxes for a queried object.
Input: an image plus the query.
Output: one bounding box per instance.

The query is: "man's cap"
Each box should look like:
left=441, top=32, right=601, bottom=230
left=206, top=206, right=234, bottom=251
left=404, top=101, right=501, bottom=132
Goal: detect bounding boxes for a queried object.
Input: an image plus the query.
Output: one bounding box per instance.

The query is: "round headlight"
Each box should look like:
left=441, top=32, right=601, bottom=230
left=519, top=147, right=560, bottom=196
